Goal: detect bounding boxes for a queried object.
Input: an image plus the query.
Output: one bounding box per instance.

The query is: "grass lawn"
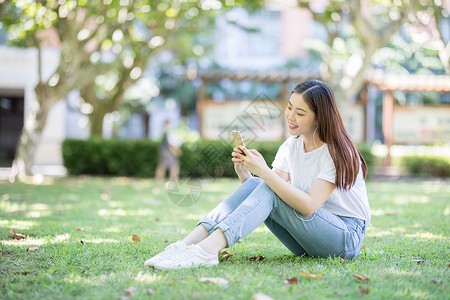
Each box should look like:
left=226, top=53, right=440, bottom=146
left=0, top=176, right=449, bottom=299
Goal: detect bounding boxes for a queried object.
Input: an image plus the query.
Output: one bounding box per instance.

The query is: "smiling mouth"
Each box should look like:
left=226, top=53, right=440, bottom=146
left=288, top=123, right=298, bottom=129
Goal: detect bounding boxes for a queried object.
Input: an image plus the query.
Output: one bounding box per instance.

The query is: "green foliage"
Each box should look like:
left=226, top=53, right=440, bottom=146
left=63, top=139, right=375, bottom=179
left=357, top=143, right=375, bottom=179
left=62, top=138, right=159, bottom=177
left=401, top=156, right=450, bottom=178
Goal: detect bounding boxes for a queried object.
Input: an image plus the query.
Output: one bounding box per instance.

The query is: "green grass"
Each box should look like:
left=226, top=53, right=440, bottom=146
left=1, top=176, right=449, bottom=299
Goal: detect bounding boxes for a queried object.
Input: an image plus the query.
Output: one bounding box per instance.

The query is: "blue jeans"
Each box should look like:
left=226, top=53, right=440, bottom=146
left=197, top=177, right=366, bottom=259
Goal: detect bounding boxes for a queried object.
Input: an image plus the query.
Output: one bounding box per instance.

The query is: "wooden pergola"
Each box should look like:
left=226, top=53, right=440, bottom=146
left=189, top=70, right=450, bottom=165
left=192, top=70, right=318, bottom=139
left=367, top=72, right=450, bottom=165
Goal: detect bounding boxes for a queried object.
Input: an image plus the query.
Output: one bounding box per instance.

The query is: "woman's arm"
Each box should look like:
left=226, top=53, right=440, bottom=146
left=237, top=146, right=336, bottom=216
left=232, top=147, right=252, bottom=184
left=260, top=168, right=335, bottom=217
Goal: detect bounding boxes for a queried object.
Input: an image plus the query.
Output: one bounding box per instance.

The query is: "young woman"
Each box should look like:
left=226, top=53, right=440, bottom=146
left=145, top=80, right=370, bottom=270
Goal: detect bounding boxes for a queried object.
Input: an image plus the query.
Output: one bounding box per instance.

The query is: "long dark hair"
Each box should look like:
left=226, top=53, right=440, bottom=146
left=292, top=80, right=367, bottom=190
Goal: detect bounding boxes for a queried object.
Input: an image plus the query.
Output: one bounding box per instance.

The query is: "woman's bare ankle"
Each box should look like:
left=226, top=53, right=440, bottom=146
left=182, top=224, right=210, bottom=245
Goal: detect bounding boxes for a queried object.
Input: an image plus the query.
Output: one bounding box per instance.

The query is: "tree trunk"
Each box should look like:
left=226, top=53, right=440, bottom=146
left=10, top=82, right=59, bottom=181
left=89, top=106, right=109, bottom=138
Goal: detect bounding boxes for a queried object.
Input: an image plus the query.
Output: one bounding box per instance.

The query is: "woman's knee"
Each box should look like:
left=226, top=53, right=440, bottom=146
left=245, top=176, right=264, bottom=184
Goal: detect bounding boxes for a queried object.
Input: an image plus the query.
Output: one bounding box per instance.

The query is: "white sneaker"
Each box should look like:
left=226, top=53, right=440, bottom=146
left=153, top=244, right=219, bottom=270
left=144, top=241, right=187, bottom=267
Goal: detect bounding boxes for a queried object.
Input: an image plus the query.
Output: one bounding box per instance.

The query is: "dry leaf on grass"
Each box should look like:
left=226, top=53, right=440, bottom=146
left=298, top=272, right=324, bottom=278
left=27, top=247, right=39, bottom=252
left=358, top=286, right=369, bottom=295
left=132, top=235, right=141, bottom=242
left=411, top=259, right=424, bottom=264
left=199, top=277, right=229, bottom=286
left=340, top=257, right=346, bottom=264
left=353, top=274, right=370, bottom=282
left=100, top=193, right=110, bottom=201
left=219, top=250, right=234, bottom=259
left=247, top=255, right=265, bottom=262
left=284, top=277, right=299, bottom=286
left=167, top=280, right=176, bottom=286
left=75, top=227, right=83, bottom=231
left=251, top=292, right=275, bottom=300
left=10, top=230, right=27, bottom=240
left=125, top=286, right=136, bottom=296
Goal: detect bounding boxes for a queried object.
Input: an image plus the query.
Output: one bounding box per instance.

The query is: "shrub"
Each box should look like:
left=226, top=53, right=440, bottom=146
left=401, top=156, right=450, bottom=178
left=63, top=138, right=375, bottom=179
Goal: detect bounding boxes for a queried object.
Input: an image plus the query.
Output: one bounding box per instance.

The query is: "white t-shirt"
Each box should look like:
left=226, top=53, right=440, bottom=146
left=271, top=135, right=371, bottom=224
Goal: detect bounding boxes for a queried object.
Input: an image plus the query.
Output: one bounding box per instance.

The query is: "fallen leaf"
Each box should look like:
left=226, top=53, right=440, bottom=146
left=80, top=240, right=85, bottom=245
left=75, top=227, right=83, bottom=231
left=132, top=235, right=141, bottom=242
left=247, top=255, right=265, bottom=262
left=340, top=257, right=346, bottom=264
left=298, top=272, right=324, bottom=278
left=219, top=250, right=234, bottom=259
left=411, top=259, right=424, bottom=264
left=125, top=286, right=136, bottom=296
left=358, top=286, right=369, bottom=295
left=251, top=292, right=275, bottom=300
left=431, top=280, right=441, bottom=284
left=27, top=247, right=39, bottom=252
left=353, top=274, right=370, bottom=282
left=199, top=277, right=229, bottom=286
left=147, top=289, right=155, bottom=295
left=167, top=280, right=176, bottom=286
left=100, top=193, right=110, bottom=201
left=10, top=229, right=27, bottom=240
left=283, top=277, right=298, bottom=286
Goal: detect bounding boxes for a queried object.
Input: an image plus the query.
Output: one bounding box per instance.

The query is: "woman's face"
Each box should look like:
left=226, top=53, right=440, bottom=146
left=285, top=93, right=317, bottom=136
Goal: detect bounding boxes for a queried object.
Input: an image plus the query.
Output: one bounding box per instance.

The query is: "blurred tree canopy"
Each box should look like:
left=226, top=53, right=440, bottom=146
left=1, top=0, right=263, bottom=180
left=298, top=0, right=449, bottom=104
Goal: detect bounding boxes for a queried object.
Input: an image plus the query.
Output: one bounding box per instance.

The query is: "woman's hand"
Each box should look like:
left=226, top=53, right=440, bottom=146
left=231, top=147, right=252, bottom=183
left=232, top=145, right=270, bottom=177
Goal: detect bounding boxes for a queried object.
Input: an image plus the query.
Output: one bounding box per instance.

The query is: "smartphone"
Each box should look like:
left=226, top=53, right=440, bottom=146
left=232, top=130, right=246, bottom=155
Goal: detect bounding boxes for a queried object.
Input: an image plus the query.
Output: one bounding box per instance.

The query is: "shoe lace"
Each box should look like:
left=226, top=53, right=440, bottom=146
left=159, top=243, right=182, bottom=258
left=168, top=246, right=196, bottom=262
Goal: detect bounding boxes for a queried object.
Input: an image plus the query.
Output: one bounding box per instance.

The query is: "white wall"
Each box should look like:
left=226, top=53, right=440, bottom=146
left=0, top=46, right=64, bottom=166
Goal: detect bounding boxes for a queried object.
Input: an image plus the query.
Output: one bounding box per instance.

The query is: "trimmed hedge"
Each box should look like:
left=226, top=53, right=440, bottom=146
left=62, top=138, right=375, bottom=179
left=401, top=156, right=450, bottom=178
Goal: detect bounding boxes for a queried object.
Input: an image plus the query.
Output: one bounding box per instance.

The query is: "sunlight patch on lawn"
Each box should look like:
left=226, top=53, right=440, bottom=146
left=0, top=220, right=37, bottom=229
left=254, top=226, right=270, bottom=233
left=82, top=238, right=119, bottom=243
left=25, top=210, right=51, bottom=218
left=444, top=206, right=450, bottom=216
left=134, top=271, right=163, bottom=283
left=98, top=208, right=155, bottom=217
left=185, top=213, right=208, bottom=221
left=371, top=209, right=397, bottom=216
left=366, top=226, right=406, bottom=237
left=0, top=201, right=26, bottom=213
left=1, top=238, right=47, bottom=246
left=107, top=201, right=125, bottom=208
left=406, top=232, right=447, bottom=241
left=394, top=195, right=430, bottom=205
